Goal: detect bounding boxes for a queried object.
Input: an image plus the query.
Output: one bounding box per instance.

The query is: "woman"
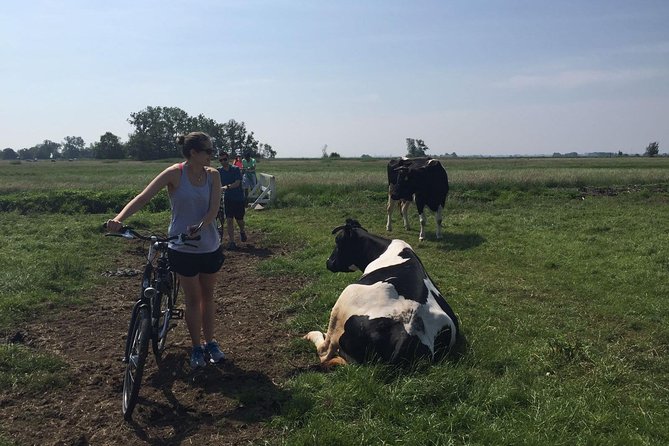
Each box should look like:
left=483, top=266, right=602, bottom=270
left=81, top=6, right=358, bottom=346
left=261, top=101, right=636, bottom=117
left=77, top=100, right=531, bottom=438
left=106, top=132, right=225, bottom=369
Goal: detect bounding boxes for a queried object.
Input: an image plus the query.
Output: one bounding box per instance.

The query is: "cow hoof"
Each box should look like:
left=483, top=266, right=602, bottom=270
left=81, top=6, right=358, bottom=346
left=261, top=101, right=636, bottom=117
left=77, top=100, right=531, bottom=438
left=320, top=357, right=347, bottom=370
left=304, top=331, right=325, bottom=344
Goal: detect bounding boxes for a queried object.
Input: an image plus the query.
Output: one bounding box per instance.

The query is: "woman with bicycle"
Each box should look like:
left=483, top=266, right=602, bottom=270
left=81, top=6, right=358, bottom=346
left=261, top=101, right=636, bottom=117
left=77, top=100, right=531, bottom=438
left=106, top=131, right=226, bottom=369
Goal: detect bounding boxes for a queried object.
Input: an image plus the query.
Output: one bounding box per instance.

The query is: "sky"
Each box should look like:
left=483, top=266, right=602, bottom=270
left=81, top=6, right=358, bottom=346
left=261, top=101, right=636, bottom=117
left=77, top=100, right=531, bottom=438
left=1, top=0, right=668, bottom=158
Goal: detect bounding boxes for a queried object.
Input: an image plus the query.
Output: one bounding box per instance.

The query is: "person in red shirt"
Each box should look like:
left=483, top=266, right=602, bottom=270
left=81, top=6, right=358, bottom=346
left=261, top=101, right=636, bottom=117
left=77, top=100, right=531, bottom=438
left=233, top=155, right=243, bottom=170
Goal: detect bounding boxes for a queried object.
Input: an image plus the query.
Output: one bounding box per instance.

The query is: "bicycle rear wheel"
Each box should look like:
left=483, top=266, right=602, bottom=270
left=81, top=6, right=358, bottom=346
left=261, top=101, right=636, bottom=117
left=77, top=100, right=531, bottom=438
left=152, top=272, right=179, bottom=360
left=171, top=272, right=180, bottom=306
left=152, top=293, right=168, bottom=360
left=217, top=204, right=226, bottom=239
left=122, top=307, right=150, bottom=420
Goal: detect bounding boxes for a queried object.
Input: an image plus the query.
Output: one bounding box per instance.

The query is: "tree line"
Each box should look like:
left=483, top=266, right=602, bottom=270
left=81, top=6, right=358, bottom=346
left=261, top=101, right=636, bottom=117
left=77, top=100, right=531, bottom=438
left=2, top=106, right=276, bottom=161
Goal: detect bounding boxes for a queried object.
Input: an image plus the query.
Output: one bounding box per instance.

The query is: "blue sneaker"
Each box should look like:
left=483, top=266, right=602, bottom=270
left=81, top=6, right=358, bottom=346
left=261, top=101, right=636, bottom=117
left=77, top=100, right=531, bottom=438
left=205, top=341, right=226, bottom=364
left=190, top=345, right=206, bottom=369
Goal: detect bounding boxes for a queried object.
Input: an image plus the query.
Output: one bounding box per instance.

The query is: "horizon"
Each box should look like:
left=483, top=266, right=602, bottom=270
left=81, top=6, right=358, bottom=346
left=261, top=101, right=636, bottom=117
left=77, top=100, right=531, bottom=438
left=2, top=1, right=668, bottom=158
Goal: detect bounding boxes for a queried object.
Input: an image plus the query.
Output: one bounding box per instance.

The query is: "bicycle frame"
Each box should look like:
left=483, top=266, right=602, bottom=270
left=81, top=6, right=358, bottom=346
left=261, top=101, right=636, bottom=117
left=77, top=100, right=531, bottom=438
left=123, top=236, right=182, bottom=362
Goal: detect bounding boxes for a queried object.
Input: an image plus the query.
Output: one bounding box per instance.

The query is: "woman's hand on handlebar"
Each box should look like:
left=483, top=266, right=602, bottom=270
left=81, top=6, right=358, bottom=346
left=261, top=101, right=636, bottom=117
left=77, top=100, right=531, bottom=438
left=106, top=219, right=123, bottom=233
left=186, top=221, right=203, bottom=236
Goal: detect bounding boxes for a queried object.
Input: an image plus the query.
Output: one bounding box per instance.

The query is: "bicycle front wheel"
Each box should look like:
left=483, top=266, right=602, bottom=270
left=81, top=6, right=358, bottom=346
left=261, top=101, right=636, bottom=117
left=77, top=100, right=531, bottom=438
left=122, top=307, right=150, bottom=420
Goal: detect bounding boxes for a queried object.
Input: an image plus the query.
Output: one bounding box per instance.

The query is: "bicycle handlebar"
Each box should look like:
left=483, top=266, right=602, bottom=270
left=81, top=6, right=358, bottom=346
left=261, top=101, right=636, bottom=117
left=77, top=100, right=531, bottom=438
left=103, top=224, right=201, bottom=246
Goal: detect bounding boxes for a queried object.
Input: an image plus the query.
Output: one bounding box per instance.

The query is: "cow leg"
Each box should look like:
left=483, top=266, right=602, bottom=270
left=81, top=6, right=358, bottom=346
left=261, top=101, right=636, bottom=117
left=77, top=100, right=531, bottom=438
left=435, top=205, right=443, bottom=239
left=418, top=212, right=427, bottom=240
left=303, top=331, right=342, bottom=364
left=400, top=200, right=411, bottom=230
left=386, top=194, right=395, bottom=232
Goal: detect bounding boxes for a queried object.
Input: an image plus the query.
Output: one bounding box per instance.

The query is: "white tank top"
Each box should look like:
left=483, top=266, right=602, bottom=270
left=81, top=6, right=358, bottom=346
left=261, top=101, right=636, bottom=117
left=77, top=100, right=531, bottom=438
left=168, top=163, right=220, bottom=253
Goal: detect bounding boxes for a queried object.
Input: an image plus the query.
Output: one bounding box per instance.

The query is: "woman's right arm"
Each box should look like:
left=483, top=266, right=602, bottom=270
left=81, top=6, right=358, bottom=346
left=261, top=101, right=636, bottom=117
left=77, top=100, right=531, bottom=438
left=106, top=166, right=177, bottom=232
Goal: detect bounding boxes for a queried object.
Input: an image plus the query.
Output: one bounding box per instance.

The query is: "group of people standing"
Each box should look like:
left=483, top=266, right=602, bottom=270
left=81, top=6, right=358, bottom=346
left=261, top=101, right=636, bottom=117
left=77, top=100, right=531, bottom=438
left=105, top=131, right=257, bottom=370
left=217, top=151, right=256, bottom=250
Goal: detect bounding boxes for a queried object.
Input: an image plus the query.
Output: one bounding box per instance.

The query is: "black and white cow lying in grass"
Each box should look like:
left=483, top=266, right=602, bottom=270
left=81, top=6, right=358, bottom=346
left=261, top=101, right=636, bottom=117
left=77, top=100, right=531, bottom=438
left=304, top=219, right=461, bottom=367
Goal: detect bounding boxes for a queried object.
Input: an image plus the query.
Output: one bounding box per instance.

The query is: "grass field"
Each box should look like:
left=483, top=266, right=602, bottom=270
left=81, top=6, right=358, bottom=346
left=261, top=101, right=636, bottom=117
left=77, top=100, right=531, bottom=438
left=1, top=157, right=668, bottom=445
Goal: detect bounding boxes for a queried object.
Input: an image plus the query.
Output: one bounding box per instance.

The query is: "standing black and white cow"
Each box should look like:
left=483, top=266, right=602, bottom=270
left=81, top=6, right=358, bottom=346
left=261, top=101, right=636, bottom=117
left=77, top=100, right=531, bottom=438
left=304, top=219, right=460, bottom=367
left=386, top=157, right=449, bottom=241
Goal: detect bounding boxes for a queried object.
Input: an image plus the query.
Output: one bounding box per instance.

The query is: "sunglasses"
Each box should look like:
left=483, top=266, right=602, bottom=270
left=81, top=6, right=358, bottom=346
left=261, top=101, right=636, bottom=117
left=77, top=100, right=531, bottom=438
left=219, top=157, right=229, bottom=162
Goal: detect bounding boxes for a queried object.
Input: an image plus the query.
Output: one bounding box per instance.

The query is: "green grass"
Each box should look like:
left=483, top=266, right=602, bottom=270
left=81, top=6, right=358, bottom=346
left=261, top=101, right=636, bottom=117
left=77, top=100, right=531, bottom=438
left=0, top=344, right=69, bottom=394
left=3, top=157, right=669, bottom=195
left=0, top=211, right=170, bottom=330
left=259, top=193, right=669, bottom=445
left=1, top=157, right=668, bottom=444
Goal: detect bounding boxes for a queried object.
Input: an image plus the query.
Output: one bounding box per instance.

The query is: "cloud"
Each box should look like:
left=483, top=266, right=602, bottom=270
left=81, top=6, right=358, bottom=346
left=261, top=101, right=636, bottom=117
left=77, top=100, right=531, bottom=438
left=495, top=68, right=665, bottom=89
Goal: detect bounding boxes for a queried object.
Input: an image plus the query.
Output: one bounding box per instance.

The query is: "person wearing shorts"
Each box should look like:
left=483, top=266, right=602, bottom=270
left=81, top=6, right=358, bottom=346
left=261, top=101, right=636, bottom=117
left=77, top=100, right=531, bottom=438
left=106, top=132, right=227, bottom=369
left=217, top=151, right=247, bottom=250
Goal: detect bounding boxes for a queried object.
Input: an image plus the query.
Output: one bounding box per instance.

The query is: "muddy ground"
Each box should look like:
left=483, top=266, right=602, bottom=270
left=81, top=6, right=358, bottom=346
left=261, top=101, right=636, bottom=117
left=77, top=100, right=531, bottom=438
left=0, top=233, right=315, bottom=445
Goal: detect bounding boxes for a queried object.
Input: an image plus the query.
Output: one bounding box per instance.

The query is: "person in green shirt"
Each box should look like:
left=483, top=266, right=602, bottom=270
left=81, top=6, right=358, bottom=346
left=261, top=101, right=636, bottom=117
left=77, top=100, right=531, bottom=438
left=242, top=152, right=257, bottom=201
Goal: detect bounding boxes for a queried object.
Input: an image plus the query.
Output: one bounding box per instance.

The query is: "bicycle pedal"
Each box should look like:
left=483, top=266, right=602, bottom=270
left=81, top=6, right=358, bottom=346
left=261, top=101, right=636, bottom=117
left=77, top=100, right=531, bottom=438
left=172, top=308, right=184, bottom=320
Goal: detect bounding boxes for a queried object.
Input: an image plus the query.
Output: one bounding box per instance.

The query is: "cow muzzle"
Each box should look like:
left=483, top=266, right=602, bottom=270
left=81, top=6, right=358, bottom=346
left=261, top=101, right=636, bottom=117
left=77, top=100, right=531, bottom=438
left=326, top=258, right=356, bottom=273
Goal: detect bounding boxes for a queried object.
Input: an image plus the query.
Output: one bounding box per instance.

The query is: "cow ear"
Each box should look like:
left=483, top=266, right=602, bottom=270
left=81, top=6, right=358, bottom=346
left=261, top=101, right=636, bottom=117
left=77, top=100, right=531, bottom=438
left=331, top=225, right=346, bottom=235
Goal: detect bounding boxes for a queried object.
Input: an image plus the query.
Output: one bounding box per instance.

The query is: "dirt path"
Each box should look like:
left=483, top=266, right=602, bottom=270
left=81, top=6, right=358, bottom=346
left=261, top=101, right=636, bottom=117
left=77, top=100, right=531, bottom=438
left=1, top=234, right=312, bottom=445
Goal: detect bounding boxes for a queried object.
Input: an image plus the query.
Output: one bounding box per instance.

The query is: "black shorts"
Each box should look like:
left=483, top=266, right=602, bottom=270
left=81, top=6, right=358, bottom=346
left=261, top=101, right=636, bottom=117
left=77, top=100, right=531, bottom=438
left=224, top=199, right=246, bottom=220
left=168, top=247, right=225, bottom=277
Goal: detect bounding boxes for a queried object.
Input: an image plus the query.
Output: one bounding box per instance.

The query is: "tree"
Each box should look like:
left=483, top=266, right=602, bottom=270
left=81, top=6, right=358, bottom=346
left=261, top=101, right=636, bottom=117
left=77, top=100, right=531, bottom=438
left=125, top=106, right=274, bottom=160
left=406, top=138, right=429, bottom=157
left=260, top=143, right=276, bottom=159
left=645, top=141, right=660, bottom=157
left=79, top=143, right=95, bottom=158
left=18, top=148, right=33, bottom=160
left=190, top=114, right=226, bottom=151
left=93, top=132, right=125, bottom=159
left=2, top=148, right=18, bottom=160
left=244, top=131, right=259, bottom=156
left=219, top=119, right=248, bottom=156
left=31, top=140, right=61, bottom=159
left=61, top=136, right=85, bottom=159
left=126, top=106, right=190, bottom=160
left=329, top=152, right=341, bottom=159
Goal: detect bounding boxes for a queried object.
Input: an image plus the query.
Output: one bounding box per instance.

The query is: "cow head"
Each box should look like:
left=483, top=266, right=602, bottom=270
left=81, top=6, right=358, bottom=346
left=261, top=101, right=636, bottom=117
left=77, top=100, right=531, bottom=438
left=390, top=166, right=412, bottom=201
left=326, top=219, right=367, bottom=273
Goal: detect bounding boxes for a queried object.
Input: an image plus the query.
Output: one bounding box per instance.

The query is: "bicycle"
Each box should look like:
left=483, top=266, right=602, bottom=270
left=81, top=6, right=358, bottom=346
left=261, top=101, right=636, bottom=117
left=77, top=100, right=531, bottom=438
left=105, top=225, right=199, bottom=420
left=216, top=189, right=226, bottom=239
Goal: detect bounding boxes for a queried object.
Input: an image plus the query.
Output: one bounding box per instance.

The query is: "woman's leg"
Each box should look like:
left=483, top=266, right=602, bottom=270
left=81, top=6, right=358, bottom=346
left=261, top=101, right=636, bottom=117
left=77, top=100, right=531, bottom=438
left=198, top=272, right=219, bottom=342
left=179, top=274, right=204, bottom=347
